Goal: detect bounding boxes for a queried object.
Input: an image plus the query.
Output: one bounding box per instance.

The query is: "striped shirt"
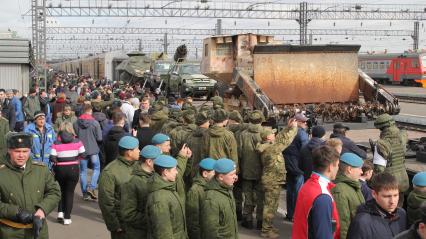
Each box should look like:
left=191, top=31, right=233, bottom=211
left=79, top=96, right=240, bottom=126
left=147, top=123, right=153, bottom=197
left=51, top=140, right=85, bottom=163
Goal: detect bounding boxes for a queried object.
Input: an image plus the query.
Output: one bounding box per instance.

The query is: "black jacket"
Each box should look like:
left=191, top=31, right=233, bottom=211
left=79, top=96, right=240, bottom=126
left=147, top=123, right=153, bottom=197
left=103, top=126, right=129, bottom=166
left=330, top=133, right=367, bottom=159
left=1, top=99, right=15, bottom=130
left=347, top=200, right=407, bottom=239
left=136, top=126, right=155, bottom=150
left=300, top=137, right=324, bottom=181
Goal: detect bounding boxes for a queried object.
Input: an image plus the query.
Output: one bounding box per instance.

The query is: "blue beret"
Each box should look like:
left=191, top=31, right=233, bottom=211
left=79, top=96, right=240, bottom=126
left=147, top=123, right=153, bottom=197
left=214, top=158, right=236, bottom=174
left=140, top=145, right=161, bottom=159
left=118, top=136, right=139, bottom=150
left=151, top=133, right=171, bottom=145
left=154, top=155, right=177, bottom=168
left=413, top=172, right=426, bottom=187
left=199, top=158, right=216, bottom=171
left=340, top=153, right=363, bottom=168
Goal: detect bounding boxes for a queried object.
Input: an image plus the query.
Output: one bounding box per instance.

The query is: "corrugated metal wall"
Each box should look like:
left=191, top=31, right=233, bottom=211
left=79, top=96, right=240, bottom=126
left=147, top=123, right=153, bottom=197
left=0, top=64, right=30, bottom=94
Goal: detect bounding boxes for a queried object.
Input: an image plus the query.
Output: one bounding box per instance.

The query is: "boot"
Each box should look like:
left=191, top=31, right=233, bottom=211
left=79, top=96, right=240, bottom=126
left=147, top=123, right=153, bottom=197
left=260, top=231, right=280, bottom=239
left=237, top=210, right=243, bottom=221
left=241, top=219, right=253, bottom=229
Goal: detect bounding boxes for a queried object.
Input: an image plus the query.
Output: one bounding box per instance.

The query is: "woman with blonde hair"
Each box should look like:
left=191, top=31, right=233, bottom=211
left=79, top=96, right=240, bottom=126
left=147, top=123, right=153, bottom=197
left=50, top=121, right=85, bottom=225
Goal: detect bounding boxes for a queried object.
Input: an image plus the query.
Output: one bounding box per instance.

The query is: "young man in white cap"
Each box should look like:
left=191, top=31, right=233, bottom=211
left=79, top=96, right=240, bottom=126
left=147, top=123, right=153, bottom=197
left=98, top=136, right=140, bottom=239
left=201, top=158, right=239, bottom=238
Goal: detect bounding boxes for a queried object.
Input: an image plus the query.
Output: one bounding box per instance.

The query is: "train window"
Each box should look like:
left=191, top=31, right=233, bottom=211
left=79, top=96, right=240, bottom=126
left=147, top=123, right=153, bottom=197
left=367, top=62, right=372, bottom=69
left=373, top=62, right=378, bottom=69
left=216, top=43, right=232, bottom=56
left=386, top=61, right=390, bottom=68
left=204, top=44, right=209, bottom=57
left=412, top=60, right=418, bottom=68
left=379, top=62, right=385, bottom=69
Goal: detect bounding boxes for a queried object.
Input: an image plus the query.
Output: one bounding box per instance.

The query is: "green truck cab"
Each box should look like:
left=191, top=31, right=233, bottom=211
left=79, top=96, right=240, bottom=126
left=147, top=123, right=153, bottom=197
left=150, top=60, right=172, bottom=89
left=165, top=61, right=217, bottom=98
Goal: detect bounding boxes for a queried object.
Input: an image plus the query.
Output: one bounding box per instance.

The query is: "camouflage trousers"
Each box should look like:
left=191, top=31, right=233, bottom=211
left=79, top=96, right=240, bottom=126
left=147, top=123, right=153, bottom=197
left=261, top=184, right=281, bottom=233
left=242, top=179, right=264, bottom=221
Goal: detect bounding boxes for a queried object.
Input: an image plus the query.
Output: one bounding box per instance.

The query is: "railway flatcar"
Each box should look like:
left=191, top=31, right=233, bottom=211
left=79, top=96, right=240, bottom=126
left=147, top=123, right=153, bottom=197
left=359, top=52, right=426, bottom=87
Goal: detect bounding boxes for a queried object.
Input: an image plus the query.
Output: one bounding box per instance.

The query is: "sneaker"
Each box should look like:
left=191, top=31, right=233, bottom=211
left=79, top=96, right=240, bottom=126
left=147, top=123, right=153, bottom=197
left=57, top=212, right=64, bottom=222
left=87, top=189, right=98, bottom=200
left=83, top=192, right=91, bottom=201
left=260, top=231, right=279, bottom=239
left=63, top=219, right=72, bottom=225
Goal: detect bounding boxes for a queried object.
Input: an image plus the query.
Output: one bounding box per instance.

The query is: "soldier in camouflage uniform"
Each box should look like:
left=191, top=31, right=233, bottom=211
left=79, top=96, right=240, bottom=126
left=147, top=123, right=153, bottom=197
left=201, top=109, right=238, bottom=164
left=161, top=108, right=182, bottom=136
left=239, top=110, right=266, bottom=229
left=186, top=111, right=211, bottom=184
left=256, top=120, right=297, bottom=238
left=169, top=110, right=196, bottom=157
left=0, top=112, right=10, bottom=157
left=373, top=113, right=409, bottom=206
left=149, top=110, right=169, bottom=134
left=227, top=110, right=247, bottom=220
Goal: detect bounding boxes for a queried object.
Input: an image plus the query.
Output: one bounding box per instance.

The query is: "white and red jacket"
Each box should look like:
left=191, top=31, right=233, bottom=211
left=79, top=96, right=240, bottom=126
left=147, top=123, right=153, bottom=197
left=292, top=173, right=340, bottom=239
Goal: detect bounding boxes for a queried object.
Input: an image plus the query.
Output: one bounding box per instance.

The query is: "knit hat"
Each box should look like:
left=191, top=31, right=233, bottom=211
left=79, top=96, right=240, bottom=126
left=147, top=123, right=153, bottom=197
left=33, top=111, right=46, bottom=120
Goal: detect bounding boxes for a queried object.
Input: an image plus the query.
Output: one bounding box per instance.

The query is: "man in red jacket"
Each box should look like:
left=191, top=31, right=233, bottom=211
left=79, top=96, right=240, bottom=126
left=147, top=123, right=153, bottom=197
left=292, top=145, right=341, bottom=239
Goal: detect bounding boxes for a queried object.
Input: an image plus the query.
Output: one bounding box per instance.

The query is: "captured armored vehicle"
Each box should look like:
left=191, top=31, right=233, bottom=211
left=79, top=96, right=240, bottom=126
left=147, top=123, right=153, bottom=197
left=150, top=60, right=172, bottom=89
left=161, top=45, right=216, bottom=98
left=116, top=51, right=153, bottom=88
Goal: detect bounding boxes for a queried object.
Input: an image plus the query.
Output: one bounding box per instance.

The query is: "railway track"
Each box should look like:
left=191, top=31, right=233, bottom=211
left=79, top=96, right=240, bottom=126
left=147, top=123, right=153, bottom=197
left=395, top=93, right=426, bottom=104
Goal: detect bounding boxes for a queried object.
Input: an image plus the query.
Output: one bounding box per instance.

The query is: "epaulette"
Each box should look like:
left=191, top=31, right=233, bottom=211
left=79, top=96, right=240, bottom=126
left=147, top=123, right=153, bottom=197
left=32, top=161, right=46, bottom=167
left=0, top=164, right=5, bottom=169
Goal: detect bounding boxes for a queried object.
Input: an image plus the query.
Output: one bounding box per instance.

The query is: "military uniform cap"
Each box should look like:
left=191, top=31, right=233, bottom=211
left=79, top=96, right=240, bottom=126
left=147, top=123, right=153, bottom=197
left=154, top=155, right=177, bottom=168
left=261, top=127, right=277, bottom=139
left=118, top=136, right=139, bottom=150
left=140, top=145, right=161, bottom=159
left=182, top=109, right=196, bottom=124
left=374, top=113, right=395, bottom=130
left=212, top=109, right=229, bottom=123
left=413, top=172, right=426, bottom=187
left=214, top=158, right=236, bottom=174
left=248, top=110, right=265, bottom=124
left=199, top=158, right=216, bottom=171
left=7, top=132, right=33, bottom=149
left=151, top=110, right=168, bottom=121
left=340, top=153, right=363, bottom=168
left=229, top=110, right=243, bottom=123
left=151, top=133, right=170, bottom=145
left=195, top=111, right=210, bottom=125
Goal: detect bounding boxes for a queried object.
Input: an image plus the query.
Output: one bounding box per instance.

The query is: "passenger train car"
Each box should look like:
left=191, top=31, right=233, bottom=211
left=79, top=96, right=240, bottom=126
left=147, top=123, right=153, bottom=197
left=52, top=51, right=128, bottom=82
left=359, top=53, right=426, bottom=87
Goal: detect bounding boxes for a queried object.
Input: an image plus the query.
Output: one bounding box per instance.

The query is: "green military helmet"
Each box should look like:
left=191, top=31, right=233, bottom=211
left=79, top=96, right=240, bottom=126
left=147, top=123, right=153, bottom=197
left=169, top=108, right=183, bottom=121
left=212, top=108, right=229, bottom=123
left=151, top=110, right=169, bottom=121
left=182, top=109, right=196, bottom=124
left=228, top=110, right=243, bottom=123
left=248, top=110, right=265, bottom=124
left=195, top=111, right=210, bottom=126
left=374, top=113, right=395, bottom=130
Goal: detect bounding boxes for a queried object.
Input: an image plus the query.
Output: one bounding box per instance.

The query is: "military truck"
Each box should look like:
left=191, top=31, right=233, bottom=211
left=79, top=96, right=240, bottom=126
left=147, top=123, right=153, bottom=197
left=149, top=60, right=172, bottom=89
left=116, top=51, right=153, bottom=89
left=164, top=61, right=217, bottom=98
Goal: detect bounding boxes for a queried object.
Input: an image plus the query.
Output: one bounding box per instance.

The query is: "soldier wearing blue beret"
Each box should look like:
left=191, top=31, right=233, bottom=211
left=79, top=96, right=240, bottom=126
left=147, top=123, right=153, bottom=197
left=152, top=133, right=171, bottom=154
left=98, top=136, right=140, bottom=239
left=186, top=158, right=216, bottom=239
left=146, top=154, right=188, bottom=238
left=120, top=145, right=162, bottom=239
left=331, top=153, right=365, bottom=238
left=407, top=172, right=426, bottom=225
left=201, top=158, right=239, bottom=238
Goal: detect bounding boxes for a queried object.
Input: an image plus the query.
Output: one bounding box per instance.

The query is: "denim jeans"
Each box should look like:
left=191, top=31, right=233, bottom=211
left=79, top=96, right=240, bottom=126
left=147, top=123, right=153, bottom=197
left=80, top=154, right=100, bottom=193
left=286, top=174, right=304, bottom=219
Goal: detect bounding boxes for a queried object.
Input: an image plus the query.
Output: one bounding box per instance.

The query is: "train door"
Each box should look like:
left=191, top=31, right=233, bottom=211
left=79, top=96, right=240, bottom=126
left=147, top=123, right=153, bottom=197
left=392, top=60, right=401, bottom=83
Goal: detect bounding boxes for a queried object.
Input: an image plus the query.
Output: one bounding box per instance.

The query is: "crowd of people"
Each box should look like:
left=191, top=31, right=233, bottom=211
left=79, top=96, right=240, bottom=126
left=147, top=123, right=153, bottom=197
left=0, top=75, right=425, bottom=239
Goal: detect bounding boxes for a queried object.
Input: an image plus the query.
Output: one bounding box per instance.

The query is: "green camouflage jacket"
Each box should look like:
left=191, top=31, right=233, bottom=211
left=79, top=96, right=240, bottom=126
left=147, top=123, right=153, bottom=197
left=201, top=178, right=238, bottom=239
left=407, top=188, right=426, bottom=225
left=170, top=124, right=196, bottom=157
left=186, top=174, right=207, bottom=239
left=98, top=156, right=137, bottom=232
left=146, top=173, right=187, bottom=239
left=120, top=164, right=153, bottom=239
left=256, top=126, right=297, bottom=186
left=202, top=125, right=238, bottom=165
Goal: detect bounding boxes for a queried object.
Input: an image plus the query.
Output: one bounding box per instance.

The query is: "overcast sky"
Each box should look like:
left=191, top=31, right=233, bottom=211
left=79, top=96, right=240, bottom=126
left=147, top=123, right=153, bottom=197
left=0, top=0, right=425, bottom=59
